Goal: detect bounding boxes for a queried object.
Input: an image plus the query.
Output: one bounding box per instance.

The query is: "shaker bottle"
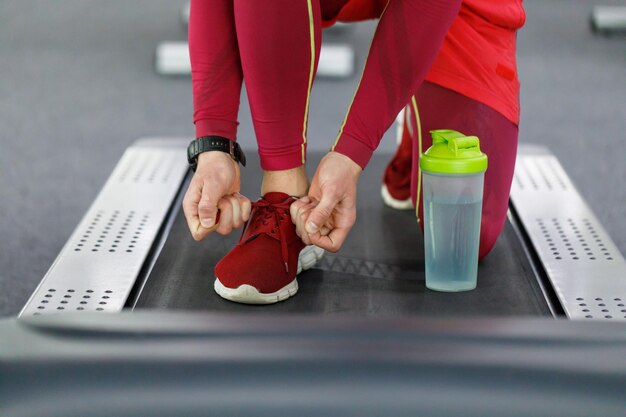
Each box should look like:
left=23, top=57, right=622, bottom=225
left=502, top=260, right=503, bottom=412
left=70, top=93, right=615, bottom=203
left=420, top=130, right=488, bottom=292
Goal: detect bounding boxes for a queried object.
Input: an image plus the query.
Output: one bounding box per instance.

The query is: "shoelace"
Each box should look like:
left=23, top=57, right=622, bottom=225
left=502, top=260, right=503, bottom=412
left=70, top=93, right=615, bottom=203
left=238, top=197, right=294, bottom=273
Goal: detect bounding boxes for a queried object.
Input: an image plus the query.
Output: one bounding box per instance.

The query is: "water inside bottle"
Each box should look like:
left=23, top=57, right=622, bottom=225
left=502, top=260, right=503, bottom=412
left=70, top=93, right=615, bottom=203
left=424, top=197, right=482, bottom=292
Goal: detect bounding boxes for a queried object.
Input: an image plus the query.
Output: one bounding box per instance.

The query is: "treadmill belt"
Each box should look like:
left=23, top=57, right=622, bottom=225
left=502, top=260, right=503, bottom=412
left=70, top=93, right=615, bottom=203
left=135, top=153, right=551, bottom=316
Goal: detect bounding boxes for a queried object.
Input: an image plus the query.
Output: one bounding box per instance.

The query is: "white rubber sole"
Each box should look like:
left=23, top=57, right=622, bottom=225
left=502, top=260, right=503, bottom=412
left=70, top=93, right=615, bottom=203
left=381, top=184, right=414, bottom=210
left=214, top=245, right=325, bottom=305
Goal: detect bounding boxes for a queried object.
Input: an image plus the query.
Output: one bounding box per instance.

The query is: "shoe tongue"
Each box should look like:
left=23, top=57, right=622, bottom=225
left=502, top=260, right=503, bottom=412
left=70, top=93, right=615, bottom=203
left=262, top=192, right=293, bottom=204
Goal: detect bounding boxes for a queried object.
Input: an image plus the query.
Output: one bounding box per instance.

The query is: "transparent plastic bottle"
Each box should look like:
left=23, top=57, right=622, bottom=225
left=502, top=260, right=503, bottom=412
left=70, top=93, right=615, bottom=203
left=420, top=130, right=488, bottom=292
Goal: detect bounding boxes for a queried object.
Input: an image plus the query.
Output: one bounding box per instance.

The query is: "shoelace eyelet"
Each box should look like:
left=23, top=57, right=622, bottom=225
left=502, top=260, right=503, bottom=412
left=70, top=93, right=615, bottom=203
left=239, top=197, right=294, bottom=273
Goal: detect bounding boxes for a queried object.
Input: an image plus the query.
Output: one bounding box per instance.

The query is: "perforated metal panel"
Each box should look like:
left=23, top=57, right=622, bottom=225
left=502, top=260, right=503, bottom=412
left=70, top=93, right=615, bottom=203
left=20, top=138, right=189, bottom=317
left=510, top=145, right=626, bottom=320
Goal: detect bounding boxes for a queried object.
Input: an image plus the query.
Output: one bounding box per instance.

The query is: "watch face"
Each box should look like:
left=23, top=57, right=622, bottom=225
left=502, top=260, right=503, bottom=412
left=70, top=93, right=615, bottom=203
left=187, top=140, right=198, bottom=164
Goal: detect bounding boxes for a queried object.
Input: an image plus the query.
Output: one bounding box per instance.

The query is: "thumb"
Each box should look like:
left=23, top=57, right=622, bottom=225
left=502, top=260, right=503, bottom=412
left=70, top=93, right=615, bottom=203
left=305, top=193, right=337, bottom=235
left=198, top=179, right=226, bottom=229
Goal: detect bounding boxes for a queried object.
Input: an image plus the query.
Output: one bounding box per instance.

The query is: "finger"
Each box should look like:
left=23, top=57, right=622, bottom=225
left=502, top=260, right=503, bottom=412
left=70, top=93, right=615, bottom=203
left=292, top=201, right=305, bottom=237
left=296, top=205, right=314, bottom=245
left=192, top=223, right=212, bottom=242
left=234, top=192, right=252, bottom=222
left=290, top=198, right=308, bottom=224
left=310, top=226, right=350, bottom=253
left=215, top=197, right=234, bottom=235
left=227, top=194, right=242, bottom=229
left=295, top=201, right=316, bottom=229
left=182, top=181, right=200, bottom=228
left=183, top=179, right=210, bottom=241
left=305, top=193, right=338, bottom=235
left=319, top=225, right=331, bottom=236
left=198, top=178, right=226, bottom=229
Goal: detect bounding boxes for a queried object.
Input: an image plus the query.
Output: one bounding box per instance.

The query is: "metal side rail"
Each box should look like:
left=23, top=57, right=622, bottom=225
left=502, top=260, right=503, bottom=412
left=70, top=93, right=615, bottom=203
left=510, top=144, right=626, bottom=321
left=19, top=138, right=189, bottom=317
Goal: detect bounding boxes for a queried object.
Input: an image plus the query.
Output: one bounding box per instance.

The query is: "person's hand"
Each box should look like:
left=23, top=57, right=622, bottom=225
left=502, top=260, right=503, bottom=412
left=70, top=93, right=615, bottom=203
left=290, top=152, right=362, bottom=252
left=182, top=151, right=251, bottom=241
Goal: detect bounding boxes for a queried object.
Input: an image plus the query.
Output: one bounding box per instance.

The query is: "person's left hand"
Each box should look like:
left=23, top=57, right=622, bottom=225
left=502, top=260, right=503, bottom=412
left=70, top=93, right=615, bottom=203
left=290, top=151, right=362, bottom=252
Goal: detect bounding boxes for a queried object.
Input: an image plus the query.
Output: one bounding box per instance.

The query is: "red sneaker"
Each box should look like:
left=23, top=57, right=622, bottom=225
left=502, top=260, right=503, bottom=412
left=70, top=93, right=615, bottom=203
left=214, top=192, right=324, bottom=304
left=381, top=116, right=414, bottom=210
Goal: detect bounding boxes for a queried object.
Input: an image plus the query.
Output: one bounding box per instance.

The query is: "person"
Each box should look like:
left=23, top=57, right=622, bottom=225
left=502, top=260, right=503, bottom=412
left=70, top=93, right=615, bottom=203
left=183, top=0, right=525, bottom=304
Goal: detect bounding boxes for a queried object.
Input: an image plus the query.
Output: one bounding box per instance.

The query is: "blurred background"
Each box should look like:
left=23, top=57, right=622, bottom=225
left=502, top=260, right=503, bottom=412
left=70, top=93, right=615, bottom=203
left=0, top=0, right=624, bottom=317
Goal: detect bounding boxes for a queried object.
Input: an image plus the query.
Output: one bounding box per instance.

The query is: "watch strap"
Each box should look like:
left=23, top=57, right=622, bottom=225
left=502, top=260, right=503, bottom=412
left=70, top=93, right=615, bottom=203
left=187, top=136, right=247, bottom=170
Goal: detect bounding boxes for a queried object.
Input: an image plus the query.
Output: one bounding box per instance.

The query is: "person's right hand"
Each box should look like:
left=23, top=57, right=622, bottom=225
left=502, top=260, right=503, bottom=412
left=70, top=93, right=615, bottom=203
left=290, top=151, right=361, bottom=252
left=182, top=151, right=251, bottom=241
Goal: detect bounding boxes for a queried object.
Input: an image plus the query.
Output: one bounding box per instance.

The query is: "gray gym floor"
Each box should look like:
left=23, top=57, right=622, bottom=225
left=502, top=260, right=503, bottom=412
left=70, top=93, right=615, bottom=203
left=0, top=0, right=624, bottom=317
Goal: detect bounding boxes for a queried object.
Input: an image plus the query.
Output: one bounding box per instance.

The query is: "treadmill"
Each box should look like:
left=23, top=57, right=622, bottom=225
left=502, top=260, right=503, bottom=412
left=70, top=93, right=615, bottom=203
left=2, top=138, right=626, bottom=417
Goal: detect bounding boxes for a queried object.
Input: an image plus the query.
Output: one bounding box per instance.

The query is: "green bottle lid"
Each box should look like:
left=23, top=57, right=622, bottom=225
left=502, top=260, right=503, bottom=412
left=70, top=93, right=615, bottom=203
left=420, top=130, right=488, bottom=174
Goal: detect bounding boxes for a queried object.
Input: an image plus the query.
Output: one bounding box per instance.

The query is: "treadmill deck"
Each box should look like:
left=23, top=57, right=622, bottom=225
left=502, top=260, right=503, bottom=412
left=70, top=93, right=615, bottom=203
left=134, top=153, right=550, bottom=316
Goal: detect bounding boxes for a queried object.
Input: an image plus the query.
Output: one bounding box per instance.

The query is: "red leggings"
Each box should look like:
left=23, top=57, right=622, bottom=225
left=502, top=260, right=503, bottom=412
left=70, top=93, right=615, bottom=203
left=408, top=82, right=519, bottom=260
left=189, top=0, right=461, bottom=170
left=190, top=1, right=515, bottom=259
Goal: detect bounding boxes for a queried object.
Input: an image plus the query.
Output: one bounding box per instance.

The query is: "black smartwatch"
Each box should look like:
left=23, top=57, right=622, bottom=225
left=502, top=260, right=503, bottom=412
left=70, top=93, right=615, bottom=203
left=187, top=136, right=247, bottom=171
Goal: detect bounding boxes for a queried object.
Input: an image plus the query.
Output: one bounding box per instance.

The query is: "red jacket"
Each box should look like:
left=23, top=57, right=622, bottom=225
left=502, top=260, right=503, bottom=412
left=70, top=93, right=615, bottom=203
left=324, top=0, right=525, bottom=125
